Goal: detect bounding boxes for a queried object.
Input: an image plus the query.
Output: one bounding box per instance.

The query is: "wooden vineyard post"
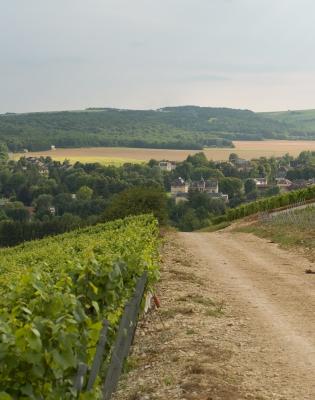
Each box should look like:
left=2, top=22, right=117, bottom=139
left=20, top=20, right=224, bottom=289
left=102, top=272, right=148, bottom=400
left=87, top=319, right=109, bottom=391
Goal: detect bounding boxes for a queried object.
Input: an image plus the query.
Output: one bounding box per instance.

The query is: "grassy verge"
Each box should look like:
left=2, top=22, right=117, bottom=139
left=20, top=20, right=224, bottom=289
left=237, top=207, right=315, bottom=262
left=198, top=221, right=231, bottom=232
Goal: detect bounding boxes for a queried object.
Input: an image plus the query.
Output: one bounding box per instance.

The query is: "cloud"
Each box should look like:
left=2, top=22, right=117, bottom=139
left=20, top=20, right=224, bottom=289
left=1, top=0, right=315, bottom=112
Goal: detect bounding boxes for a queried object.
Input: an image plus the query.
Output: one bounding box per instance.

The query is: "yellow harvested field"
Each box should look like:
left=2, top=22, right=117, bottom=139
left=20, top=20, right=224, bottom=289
left=13, top=140, right=315, bottom=164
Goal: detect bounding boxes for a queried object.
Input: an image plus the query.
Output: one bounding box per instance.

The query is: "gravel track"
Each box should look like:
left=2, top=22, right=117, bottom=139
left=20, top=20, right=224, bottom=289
left=179, top=231, right=315, bottom=399
left=114, top=231, right=315, bottom=399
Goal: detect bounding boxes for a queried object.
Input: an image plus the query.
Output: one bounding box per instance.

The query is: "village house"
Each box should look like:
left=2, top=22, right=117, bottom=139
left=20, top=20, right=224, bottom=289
left=290, top=160, right=303, bottom=169
left=233, top=158, right=252, bottom=171
left=254, top=177, right=269, bottom=188
left=289, top=178, right=315, bottom=191
left=275, top=178, right=292, bottom=192
left=289, top=179, right=308, bottom=191
left=307, top=178, right=315, bottom=186
left=170, top=177, right=189, bottom=195
left=208, top=192, right=229, bottom=203
left=171, top=177, right=228, bottom=203
left=26, top=157, right=49, bottom=176
left=276, top=166, right=290, bottom=179
left=49, top=206, right=56, bottom=216
left=159, top=161, right=176, bottom=172
left=190, top=178, right=219, bottom=194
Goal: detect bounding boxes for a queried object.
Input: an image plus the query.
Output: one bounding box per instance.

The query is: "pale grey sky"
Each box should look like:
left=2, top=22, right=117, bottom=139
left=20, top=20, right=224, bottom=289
left=1, top=0, right=315, bottom=113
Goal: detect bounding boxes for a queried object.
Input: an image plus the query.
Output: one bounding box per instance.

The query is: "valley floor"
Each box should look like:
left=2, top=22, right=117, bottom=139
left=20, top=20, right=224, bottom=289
left=113, top=230, right=315, bottom=400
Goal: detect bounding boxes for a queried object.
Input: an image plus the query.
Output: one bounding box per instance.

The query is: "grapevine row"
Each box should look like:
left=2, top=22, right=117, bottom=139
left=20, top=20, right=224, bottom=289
left=0, top=215, right=159, bottom=399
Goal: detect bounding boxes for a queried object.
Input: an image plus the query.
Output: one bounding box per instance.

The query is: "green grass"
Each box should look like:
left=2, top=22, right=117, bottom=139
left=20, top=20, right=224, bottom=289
left=177, top=294, right=215, bottom=307
left=198, top=221, right=230, bottom=232
left=205, top=301, right=225, bottom=317
left=238, top=207, right=315, bottom=261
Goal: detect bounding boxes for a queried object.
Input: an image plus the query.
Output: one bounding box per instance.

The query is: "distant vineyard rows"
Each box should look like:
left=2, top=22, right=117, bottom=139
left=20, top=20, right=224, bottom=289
left=225, top=186, right=315, bottom=221
left=265, top=204, right=315, bottom=229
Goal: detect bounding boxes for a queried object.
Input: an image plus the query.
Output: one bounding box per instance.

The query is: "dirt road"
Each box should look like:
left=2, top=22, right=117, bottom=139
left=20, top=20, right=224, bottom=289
left=114, top=231, right=315, bottom=400
left=179, top=231, right=315, bottom=399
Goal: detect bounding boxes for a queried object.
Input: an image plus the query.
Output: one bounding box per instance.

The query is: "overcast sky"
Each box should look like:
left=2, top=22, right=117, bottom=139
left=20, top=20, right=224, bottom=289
left=1, top=0, right=315, bottom=113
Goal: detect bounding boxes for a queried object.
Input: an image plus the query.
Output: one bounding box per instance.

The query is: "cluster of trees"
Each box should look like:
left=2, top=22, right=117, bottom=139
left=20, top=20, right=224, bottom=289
left=0, top=145, right=314, bottom=244
left=1, top=105, right=304, bottom=153
left=0, top=154, right=168, bottom=245
left=169, top=191, right=226, bottom=231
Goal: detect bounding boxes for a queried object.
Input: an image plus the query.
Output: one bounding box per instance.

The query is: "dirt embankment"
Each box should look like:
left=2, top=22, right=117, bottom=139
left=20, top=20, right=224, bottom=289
left=113, top=230, right=315, bottom=400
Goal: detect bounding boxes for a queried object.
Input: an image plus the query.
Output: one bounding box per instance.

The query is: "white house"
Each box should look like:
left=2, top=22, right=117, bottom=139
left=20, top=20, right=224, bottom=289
left=159, top=161, right=176, bottom=172
left=254, top=177, right=268, bottom=187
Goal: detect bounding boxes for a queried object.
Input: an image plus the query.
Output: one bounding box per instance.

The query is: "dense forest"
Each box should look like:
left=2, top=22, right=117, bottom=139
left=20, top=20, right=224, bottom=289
left=0, top=106, right=309, bottom=152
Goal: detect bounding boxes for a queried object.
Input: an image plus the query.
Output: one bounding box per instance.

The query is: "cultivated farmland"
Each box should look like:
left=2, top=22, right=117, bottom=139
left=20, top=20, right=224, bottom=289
left=13, top=139, right=315, bottom=164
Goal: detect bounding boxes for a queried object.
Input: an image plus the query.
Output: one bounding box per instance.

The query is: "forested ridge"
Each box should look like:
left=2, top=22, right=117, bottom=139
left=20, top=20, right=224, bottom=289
left=0, top=105, right=308, bottom=152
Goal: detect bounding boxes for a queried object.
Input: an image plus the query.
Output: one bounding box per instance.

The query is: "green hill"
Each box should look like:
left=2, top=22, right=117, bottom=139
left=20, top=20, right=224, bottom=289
left=262, top=109, right=315, bottom=137
left=0, top=106, right=293, bottom=152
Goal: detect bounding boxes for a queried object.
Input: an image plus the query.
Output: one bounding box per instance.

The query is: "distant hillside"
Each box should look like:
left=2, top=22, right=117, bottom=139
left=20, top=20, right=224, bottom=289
left=0, top=105, right=312, bottom=152
left=262, top=109, right=315, bottom=137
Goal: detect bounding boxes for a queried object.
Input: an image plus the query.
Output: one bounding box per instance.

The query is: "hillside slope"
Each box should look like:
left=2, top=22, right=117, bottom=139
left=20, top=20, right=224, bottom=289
left=0, top=106, right=290, bottom=152
left=0, top=215, right=159, bottom=399
left=262, top=109, right=315, bottom=137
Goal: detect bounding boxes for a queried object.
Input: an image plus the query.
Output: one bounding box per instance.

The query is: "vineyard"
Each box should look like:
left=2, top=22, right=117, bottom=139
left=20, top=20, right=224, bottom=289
left=263, top=204, right=315, bottom=229
left=240, top=205, right=315, bottom=262
left=226, top=186, right=315, bottom=221
left=0, top=215, right=159, bottom=399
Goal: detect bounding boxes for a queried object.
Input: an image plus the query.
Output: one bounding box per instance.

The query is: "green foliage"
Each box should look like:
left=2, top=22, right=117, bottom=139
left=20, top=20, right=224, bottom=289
left=103, top=186, right=168, bottom=225
left=0, top=214, right=86, bottom=247
left=77, top=186, right=93, bottom=201
left=0, top=215, right=159, bottom=399
left=3, top=202, right=30, bottom=222
left=219, top=177, right=243, bottom=198
left=226, top=186, right=315, bottom=221
left=244, top=178, right=256, bottom=194
left=0, top=143, right=9, bottom=163
left=169, top=192, right=226, bottom=231
left=265, top=186, right=280, bottom=197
